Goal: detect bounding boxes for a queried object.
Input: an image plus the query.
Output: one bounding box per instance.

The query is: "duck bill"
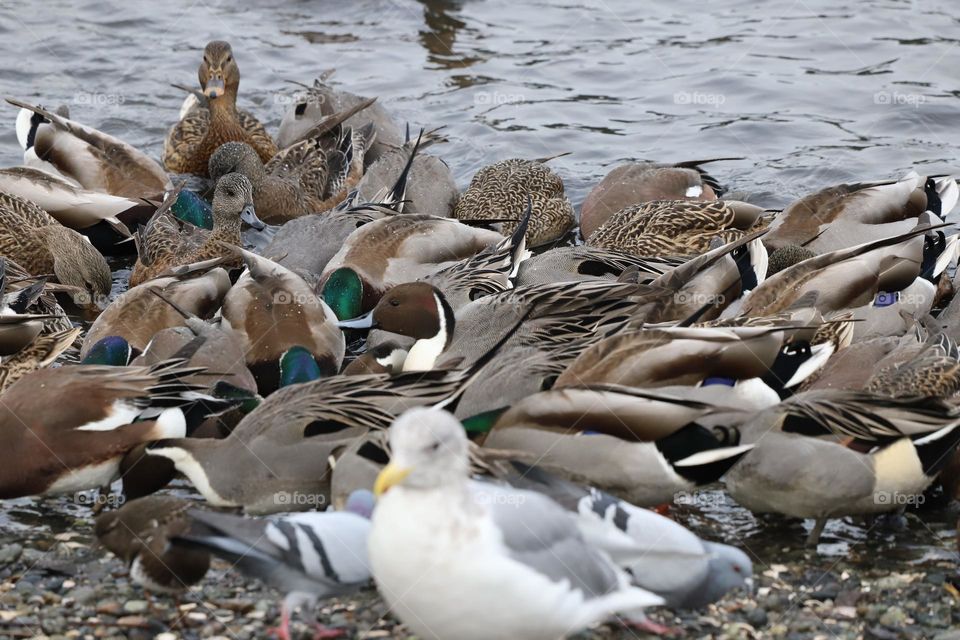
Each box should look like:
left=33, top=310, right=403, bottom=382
left=240, top=204, right=265, bottom=231
left=203, top=75, right=226, bottom=98
left=337, top=311, right=377, bottom=330
left=374, top=463, right=412, bottom=497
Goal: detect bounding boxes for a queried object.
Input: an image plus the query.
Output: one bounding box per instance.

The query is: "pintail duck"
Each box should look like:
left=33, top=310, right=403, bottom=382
left=0, top=359, right=220, bottom=499
left=207, top=102, right=376, bottom=224
left=319, top=214, right=503, bottom=319
left=163, top=41, right=278, bottom=176
left=579, top=158, right=739, bottom=238
left=82, top=268, right=231, bottom=358
left=95, top=496, right=210, bottom=595
left=342, top=341, right=409, bottom=375
left=453, top=158, right=575, bottom=247
left=130, top=174, right=265, bottom=287
left=764, top=173, right=959, bottom=254
left=516, top=245, right=681, bottom=286
left=220, top=249, right=345, bottom=394
left=177, top=491, right=373, bottom=640
left=145, top=365, right=477, bottom=514
left=0, top=189, right=111, bottom=304
left=278, top=72, right=402, bottom=163
left=586, top=199, right=766, bottom=257
left=8, top=98, right=170, bottom=200
left=723, top=390, right=960, bottom=545
left=865, top=332, right=960, bottom=399
left=480, top=386, right=754, bottom=507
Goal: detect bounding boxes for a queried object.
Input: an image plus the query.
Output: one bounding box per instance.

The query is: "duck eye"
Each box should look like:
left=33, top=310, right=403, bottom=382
left=389, top=299, right=400, bottom=307
left=226, top=55, right=232, bottom=63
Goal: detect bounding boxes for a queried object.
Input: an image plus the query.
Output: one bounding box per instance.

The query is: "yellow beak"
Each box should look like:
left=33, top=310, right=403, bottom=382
left=374, top=463, right=412, bottom=497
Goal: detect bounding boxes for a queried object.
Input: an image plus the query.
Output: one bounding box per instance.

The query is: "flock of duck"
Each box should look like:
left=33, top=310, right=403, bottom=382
left=2, top=38, right=960, bottom=639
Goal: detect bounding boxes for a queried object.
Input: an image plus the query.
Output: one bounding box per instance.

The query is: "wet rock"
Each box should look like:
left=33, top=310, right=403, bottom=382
left=123, top=599, right=149, bottom=614
left=746, top=607, right=768, bottom=627
left=70, top=585, right=98, bottom=604
left=879, top=606, right=908, bottom=627
left=0, top=543, right=23, bottom=564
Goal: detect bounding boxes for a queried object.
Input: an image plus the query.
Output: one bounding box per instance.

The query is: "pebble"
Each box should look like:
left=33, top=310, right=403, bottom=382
left=70, top=586, right=98, bottom=605
left=746, top=607, right=768, bottom=627
left=879, top=606, right=908, bottom=627
left=123, top=599, right=149, bottom=614
left=0, top=544, right=22, bottom=565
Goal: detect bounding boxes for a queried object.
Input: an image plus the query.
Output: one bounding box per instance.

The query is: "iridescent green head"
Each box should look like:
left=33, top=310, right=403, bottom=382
left=171, top=189, right=214, bottom=230
left=82, top=335, right=132, bottom=366
left=321, top=268, right=364, bottom=321
left=279, top=346, right=323, bottom=387
left=460, top=407, right=509, bottom=436
left=211, top=381, right=261, bottom=414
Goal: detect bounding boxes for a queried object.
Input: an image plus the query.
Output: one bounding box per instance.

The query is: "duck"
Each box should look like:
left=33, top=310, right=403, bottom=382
left=764, top=173, right=959, bottom=254
left=369, top=408, right=664, bottom=640
left=722, top=390, right=960, bottom=545
left=8, top=98, right=170, bottom=200
left=130, top=173, right=264, bottom=287
left=176, top=490, right=374, bottom=640
left=319, top=214, right=503, bottom=319
left=0, top=326, right=80, bottom=394
left=163, top=41, right=278, bottom=176
left=453, top=158, right=575, bottom=247
left=0, top=189, right=111, bottom=304
left=0, top=359, right=219, bottom=499
left=356, top=127, right=458, bottom=216
left=95, top=496, right=210, bottom=596
left=342, top=341, right=409, bottom=375
left=579, top=158, right=739, bottom=238
left=82, top=267, right=231, bottom=358
left=586, top=199, right=766, bottom=257
left=554, top=324, right=834, bottom=408
left=220, top=249, right=345, bottom=394
left=480, top=385, right=754, bottom=507
left=733, top=222, right=937, bottom=317
left=144, top=365, right=476, bottom=514
left=207, top=104, right=376, bottom=225
left=865, top=332, right=960, bottom=398
left=277, top=73, right=402, bottom=163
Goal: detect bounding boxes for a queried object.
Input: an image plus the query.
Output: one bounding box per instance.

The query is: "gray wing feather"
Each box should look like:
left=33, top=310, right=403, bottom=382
left=473, top=483, right=621, bottom=598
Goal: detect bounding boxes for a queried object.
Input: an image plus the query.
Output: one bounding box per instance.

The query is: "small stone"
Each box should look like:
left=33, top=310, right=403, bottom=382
left=926, top=572, right=946, bottom=585
left=71, top=586, right=98, bottom=605
left=746, top=607, right=768, bottom=627
left=0, top=544, right=22, bottom=565
left=155, top=633, right=177, bottom=640
left=96, top=601, right=121, bottom=615
left=123, top=600, right=149, bottom=614
left=879, top=606, right=908, bottom=627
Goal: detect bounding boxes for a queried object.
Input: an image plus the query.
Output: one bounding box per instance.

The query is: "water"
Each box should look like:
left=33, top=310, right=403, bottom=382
left=0, top=0, right=957, bottom=564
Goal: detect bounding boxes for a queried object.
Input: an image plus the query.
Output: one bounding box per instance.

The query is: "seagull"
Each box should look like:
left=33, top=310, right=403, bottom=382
left=369, top=407, right=663, bottom=640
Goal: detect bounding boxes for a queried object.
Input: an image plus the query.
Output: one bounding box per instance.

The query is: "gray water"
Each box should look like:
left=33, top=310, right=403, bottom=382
left=0, top=0, right=957, bottom=560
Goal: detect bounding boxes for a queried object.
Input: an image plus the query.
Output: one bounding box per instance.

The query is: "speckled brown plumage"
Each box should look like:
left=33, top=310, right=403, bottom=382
left=0, top=326, right=80, bottom=394
left=587, top=199, right=765, bottom=258
left=0, top=191, right=111, bottom=298
left=95, top=496, right=210, bottom=593
left=454, top=159, right=574, bottom=247
left=866, top=334, right=960, bottom=398
left=162, top=41, right=277, bottom=176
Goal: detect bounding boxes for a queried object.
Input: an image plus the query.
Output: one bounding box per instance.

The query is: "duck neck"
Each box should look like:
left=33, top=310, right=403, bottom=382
left=402, top=292, right=454, bottom=372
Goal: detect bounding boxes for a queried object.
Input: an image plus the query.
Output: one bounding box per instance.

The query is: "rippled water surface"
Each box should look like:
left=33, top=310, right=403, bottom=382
left=0, top=0, right=958, bottom=559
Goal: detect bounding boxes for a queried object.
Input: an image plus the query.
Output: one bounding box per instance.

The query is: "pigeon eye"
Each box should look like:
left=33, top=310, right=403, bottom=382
left=429, top=441, right=441, bottom=452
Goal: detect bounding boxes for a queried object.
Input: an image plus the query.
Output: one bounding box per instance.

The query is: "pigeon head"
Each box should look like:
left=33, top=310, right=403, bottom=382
left=703, top=543, right=754, bottom=602
left=375, top=408, right=469, bottom=496
left=344, top=489, right=375, bottom=519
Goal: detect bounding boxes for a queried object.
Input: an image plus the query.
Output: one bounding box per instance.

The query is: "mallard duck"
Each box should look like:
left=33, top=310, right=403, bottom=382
left=145, top=366, right=476, bottom=514
left=207, top=117, right=374, bottom=224
left=130, top=173, right=264, bottom=287
left=480, top=386, right=753, bottom=507
left=865, top=332, right=960, bottom=398
left=277, top=73, right=402, bottom=163
left=765, top=173, right=959, bottom=253
left=579, top=158, right=739, bottom=238
left=0, top=326, right=80, bottom=394
left=163, top=41, right=278, bottom=176
left=220, top=249, right=345, bottom=394
left=9, top=98, right=169, bottom=200
left=723, top=390, right=960, bottom=545
left=82, top=268, right=231, bottom=358
left=95, top=496, right=210, bottom=595
left=0, top=189, right=111, bottom=303
left=586, top=199, right=766, bottom=257
left=0, top=359, right=219, bottom=498
left=453, top=158, right=574, bottom=247
left=319, top=215, right=503, bottom=319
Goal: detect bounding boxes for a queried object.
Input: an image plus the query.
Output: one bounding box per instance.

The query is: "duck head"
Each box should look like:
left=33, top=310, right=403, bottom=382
left=212, top=172, right=264, bottom=231
left=208, top=142, right=266, bottom=188
left=199, top=40, right=239, bottom=102
left=337, top=282, right=454, bottom=339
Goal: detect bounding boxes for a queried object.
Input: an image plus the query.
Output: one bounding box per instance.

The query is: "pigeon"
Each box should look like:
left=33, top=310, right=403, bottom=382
left=369, top=407, right=663, bottom=640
